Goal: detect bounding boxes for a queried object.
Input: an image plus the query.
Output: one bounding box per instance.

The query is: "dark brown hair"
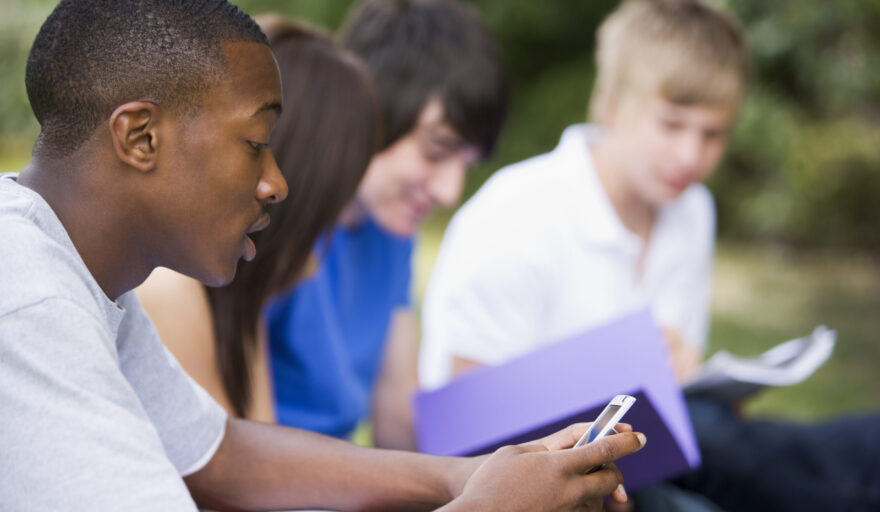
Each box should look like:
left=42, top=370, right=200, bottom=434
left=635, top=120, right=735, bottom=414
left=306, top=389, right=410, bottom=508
left=205, top=18, right=382, bottom=417
left=26, top=0, right=267, bottom=156
left=340, top=0, right=508, bottom=157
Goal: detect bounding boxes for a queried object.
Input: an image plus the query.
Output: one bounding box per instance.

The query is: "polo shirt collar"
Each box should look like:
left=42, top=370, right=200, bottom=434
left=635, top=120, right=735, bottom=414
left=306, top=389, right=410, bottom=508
left=554, top=124, right=643, bottom=253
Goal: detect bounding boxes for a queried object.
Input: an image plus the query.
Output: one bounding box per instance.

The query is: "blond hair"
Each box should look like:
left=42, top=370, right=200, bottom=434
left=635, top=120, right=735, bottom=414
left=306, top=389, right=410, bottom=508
left=589, top=0, right=748, bottom=123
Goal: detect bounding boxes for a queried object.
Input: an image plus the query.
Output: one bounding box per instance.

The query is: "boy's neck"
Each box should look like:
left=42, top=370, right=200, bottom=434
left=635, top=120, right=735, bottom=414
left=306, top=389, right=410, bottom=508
left=338, top=199, right=368, bottom=229
left=17, top=155, right=152, bottom=301
left=591, top=138, right=656, bottom=243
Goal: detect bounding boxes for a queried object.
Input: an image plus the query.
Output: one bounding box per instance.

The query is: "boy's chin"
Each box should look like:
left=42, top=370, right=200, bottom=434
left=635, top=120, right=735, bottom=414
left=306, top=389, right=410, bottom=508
left=376, top=213, right=421, bottom=238
left=191, top=261, right=239, bottom=289
left=650, top=184, right=689, bottom=205
left=386, top=222, right=419, bottom=238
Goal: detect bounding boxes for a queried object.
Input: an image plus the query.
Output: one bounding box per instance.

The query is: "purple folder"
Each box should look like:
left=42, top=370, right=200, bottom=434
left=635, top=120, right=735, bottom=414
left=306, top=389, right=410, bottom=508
left=414, top=309, right=700, bottom=490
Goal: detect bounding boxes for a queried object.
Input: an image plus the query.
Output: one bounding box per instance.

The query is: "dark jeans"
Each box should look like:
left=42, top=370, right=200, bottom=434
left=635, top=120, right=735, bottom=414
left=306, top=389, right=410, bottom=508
left=675, top=397, right=880, bottom=512
left=632, top=484, right=725, bottom=512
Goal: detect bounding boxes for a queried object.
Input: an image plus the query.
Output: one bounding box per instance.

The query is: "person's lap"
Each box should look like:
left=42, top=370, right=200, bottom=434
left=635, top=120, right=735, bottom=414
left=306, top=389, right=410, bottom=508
left=677, top=397, right=880, bottom=512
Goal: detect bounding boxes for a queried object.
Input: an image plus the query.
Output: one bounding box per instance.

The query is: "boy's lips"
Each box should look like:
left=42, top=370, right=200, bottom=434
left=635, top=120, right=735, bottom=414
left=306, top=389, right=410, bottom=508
left=406, top=200, right=432, bottom=221
left=242, top=212, right=270, bottom=262
left=659, top=173, right=692, bottom=192
left=248, top=212, right=271, bottom=234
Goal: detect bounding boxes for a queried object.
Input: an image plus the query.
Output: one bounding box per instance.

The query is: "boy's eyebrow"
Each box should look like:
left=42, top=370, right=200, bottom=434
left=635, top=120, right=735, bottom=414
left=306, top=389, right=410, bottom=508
left=253, top=101, right=282, bottom=117
left=422, top=125, right=468, bottom=149
left=433, top=136, right=469, bottom=151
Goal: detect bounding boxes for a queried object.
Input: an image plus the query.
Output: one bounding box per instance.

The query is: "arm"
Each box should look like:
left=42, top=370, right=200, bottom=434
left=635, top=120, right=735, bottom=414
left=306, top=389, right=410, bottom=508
left=663, top=327, right=702, bottom=384
left=184, top=418, right=646, bottom=511
left=372, top=308, right=419, bottom=450
left=451, top=355, right=484, bottom=377
left=248, top=324, right=277, bottom=423
left=185, top=419, right=464, bottom=511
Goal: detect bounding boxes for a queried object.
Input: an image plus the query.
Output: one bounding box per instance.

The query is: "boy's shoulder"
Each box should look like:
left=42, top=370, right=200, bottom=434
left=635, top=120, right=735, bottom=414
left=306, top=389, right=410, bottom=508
left=441, top=126, right=594, bottom=272
left=452, top=153, right=572, bottom=249
left=0, top=181, right=99, bottom=318
left=671, top=183, right=716, bottom=227
left=460, top=126, right=590, bottom=224
left=491, top=125, right=591, bottom=188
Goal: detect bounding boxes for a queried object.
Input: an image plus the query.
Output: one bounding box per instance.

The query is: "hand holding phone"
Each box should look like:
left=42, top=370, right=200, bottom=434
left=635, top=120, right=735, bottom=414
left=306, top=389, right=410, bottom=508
left=574, top=394, right=637, bottom=448
left=573, top=394, right=636, bottom=473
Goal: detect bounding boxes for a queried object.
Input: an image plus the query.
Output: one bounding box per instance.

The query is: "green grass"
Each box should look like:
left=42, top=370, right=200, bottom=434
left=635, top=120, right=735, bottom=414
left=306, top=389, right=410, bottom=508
left=709, top=243, right=880, bottom=421
left=414, top=217, right=880, bottom=424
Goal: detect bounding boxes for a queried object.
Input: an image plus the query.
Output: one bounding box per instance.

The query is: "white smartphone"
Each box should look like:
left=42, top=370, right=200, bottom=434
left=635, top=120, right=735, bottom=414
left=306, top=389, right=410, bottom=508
left=573, top=394, right=637, bottom=449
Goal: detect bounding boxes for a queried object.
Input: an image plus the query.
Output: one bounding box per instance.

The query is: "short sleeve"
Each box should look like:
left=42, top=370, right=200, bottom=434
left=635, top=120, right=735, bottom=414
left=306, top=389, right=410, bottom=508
left=116, top=292, right=227, bottom=476
left=0, top=298, right=198, bottom=511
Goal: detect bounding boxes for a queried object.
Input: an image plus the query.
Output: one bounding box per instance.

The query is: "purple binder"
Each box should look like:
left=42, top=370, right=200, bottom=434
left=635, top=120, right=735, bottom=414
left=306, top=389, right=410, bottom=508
left=414, top=309, right=700, bottom=490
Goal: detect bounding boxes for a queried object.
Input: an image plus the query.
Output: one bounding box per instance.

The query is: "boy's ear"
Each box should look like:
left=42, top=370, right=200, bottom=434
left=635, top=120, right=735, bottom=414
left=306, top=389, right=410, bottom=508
left=108, top=101, right=160, bottom=172
left=602, top=94, right=621, bottom=129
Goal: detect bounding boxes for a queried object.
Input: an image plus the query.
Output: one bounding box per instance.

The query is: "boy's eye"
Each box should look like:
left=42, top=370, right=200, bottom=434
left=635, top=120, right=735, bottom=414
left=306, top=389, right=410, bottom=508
left=421, top=143, right=450, bottom=163
left=703, top=130, right=725, bottom=141
left=661, top=119, right=684, bottom=131
left=248, top=141, right=269, bottom=152
left=424, top=150, right=449, bottom=163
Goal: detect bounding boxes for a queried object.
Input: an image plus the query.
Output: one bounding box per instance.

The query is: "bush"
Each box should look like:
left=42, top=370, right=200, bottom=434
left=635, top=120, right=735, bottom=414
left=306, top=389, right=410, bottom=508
left=2, top=0, right=878, bottom=251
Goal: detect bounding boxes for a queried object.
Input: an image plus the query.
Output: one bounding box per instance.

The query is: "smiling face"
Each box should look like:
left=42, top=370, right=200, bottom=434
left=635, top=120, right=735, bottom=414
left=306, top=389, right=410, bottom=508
left=608, top=93, right=736, bottom=207
left=154, top=42, right=287, bottom=287
left=353, top=98, right=481, bottom=237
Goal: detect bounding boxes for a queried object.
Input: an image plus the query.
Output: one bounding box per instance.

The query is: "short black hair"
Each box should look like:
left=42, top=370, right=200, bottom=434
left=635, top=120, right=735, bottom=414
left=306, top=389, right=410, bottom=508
left=26, top=0, right=268, bottom=156
left=340, top=0, right=508, bottom=158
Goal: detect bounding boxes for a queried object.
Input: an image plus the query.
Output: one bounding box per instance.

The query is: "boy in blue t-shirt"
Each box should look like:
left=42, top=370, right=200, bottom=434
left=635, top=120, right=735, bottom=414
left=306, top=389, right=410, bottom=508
left=265, top=0, right=509, bottom=450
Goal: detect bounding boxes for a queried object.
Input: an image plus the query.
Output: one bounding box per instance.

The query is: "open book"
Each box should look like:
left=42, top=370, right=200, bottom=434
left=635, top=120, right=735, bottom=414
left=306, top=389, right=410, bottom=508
left=683, top=326, right=836, bottom=401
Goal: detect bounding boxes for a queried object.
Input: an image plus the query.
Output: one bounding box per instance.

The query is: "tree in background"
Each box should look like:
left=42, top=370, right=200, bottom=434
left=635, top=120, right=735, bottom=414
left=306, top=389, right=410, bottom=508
left=3, top=0, right=879, bottom=251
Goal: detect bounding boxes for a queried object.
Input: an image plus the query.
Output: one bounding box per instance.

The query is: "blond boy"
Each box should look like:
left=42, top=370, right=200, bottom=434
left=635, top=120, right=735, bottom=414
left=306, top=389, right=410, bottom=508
left=420, top=0, right=748, bottom=388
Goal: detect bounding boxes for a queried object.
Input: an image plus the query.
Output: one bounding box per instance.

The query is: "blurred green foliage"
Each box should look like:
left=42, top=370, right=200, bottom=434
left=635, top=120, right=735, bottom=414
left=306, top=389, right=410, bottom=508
left=2, top=0, right=879, bottom=250
left=0, top=0, right=55, bottom=159
left=714, top=0, right=880, bottom=252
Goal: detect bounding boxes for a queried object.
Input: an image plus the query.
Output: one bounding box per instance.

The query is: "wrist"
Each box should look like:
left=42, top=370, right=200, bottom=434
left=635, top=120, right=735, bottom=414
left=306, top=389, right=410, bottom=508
left=448, top=455, right=486, bottom=500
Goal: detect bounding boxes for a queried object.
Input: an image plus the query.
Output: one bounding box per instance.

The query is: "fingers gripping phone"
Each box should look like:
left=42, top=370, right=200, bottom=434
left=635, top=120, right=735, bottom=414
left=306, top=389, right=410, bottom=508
left=573, top=394, right=637, bottom=472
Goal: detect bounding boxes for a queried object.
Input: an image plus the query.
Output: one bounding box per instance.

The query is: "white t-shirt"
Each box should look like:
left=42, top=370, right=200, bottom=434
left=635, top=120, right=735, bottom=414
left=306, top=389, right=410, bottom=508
left=0, top=174, right=227, bottom=511
left=419, top=125, right=715, bottom=389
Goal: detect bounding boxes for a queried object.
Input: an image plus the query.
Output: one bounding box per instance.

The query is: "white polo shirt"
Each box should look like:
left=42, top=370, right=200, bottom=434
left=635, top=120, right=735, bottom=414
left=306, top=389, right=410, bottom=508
left=419, top=124, right=715, bottom=389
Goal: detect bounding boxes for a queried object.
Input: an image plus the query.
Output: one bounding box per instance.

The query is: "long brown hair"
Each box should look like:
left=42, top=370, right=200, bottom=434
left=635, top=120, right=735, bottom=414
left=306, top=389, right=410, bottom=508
left=206, top=18, right=382, bottom=417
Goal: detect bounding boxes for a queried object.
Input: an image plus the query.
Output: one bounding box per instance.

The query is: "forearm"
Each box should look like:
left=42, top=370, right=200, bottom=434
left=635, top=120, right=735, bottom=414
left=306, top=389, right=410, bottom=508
left=662, top=327, right=703, bottom=384
left=372, top=308, right=419, bottom=450
left=373, top=399, right=416, bottom=451
left=185, top=418, right=464, bottom=511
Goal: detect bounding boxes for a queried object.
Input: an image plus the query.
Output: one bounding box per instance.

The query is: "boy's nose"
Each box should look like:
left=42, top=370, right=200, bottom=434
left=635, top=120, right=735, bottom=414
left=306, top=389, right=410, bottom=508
left=426, top=162, right=466, bottom=208
left=258, top=156, right=288, bottom=204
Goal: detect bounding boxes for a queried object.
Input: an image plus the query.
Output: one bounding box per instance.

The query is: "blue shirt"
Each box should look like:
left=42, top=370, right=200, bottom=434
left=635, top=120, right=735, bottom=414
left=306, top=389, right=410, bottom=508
left=265, top=218, right=413, bottom=439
